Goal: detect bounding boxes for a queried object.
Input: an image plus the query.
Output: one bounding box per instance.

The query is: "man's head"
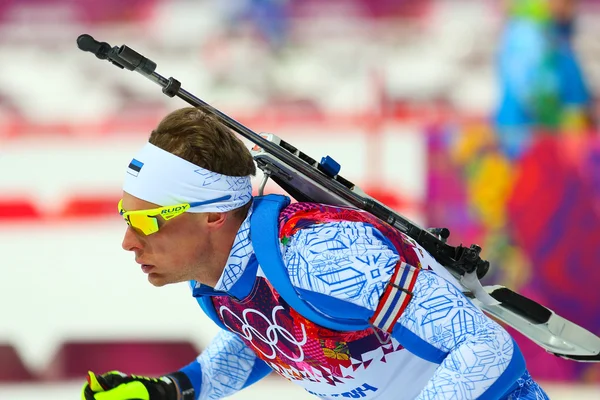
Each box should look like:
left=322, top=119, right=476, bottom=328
left=120, top=107, right=256, bottom=287
left=549, top=0, right=576, bottom=23
left=506, top=0, right=577, bottom=23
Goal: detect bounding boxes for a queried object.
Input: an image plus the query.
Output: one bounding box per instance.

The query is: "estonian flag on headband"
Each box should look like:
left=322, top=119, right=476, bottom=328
left=127, top=158, right=144, bottom=177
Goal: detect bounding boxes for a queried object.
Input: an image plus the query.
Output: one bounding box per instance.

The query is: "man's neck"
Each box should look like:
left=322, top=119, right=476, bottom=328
left=210, top=205, right=255, bottom=295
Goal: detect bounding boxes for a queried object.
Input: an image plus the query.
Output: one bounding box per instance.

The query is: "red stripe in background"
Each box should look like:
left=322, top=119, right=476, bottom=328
left=0, top=104, right=466, bottom=141
left=0, top=198, right=42, bottom=220
left=0, top=190, right=421, bottom=222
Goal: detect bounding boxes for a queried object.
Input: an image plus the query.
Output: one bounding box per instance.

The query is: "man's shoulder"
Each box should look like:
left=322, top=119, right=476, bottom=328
left=282, top=220, right=400, bottom=311
left=283, top=219, right=461, bottom=294
left=286, top=219, right=392, bottom=252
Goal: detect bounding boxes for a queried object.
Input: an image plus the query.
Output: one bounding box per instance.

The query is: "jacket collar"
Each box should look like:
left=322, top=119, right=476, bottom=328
left=192, top=203, right=257, bottom=299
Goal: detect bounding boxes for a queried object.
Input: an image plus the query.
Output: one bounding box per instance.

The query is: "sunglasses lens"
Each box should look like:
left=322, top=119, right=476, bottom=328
left=117, top=199, right=191, bottom=236
left=128, top=214, right=159, bottom=235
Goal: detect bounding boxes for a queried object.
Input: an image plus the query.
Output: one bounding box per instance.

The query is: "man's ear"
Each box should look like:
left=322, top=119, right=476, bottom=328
left=206, top=212, right=227, bottom=229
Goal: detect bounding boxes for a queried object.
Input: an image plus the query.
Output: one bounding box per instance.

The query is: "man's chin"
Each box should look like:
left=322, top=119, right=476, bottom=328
left=147, top=273, right=171, bottom=287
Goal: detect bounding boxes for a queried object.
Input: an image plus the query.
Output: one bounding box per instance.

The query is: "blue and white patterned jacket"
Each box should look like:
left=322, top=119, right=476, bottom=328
left=179, top=196, right=548, bottom=400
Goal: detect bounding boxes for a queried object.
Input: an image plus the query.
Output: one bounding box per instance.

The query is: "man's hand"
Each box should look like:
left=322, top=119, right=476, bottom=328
left=81, top=370, right=194, bottom=400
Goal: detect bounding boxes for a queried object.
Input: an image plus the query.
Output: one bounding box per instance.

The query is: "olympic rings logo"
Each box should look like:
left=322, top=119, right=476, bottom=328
left=219, top=305, right=308, bottom=362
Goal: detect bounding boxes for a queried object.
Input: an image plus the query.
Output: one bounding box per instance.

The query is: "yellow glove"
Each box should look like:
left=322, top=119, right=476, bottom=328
left=81, top=370, right=194, bottom=400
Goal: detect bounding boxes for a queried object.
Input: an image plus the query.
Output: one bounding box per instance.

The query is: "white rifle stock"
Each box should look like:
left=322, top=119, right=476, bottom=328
left=77, top=34, right=600, bottom=362
left=469, top=286, right=600, bottom=361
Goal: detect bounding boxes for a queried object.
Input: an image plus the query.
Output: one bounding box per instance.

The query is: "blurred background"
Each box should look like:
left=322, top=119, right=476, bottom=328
left=1, top=0, right=600, bottom=398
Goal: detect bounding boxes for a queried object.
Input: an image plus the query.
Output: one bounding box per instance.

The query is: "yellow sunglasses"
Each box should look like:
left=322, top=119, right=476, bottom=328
left=118, top=195, right=231, bottom=235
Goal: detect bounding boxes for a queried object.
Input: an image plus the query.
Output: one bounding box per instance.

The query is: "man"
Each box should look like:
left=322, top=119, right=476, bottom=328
left=82, top=107, right=549, bottom=399
left=495, top=0, right=594, bottom=160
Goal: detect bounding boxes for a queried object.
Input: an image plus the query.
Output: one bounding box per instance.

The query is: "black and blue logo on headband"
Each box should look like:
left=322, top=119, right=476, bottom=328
left=127, top=158, right=144, bottom=177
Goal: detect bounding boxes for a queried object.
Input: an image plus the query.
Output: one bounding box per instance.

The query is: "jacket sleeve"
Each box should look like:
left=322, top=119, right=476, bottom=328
left=284, top=220, right=526, bottom=399
left=179, top=330, right=272, bottom=399
left=391, top=269, right=526, bottom=399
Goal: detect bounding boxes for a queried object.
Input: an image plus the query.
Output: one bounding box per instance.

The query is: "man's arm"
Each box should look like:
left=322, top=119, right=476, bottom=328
left=284, top=220, right=531, bottom=399
left=392, top=269, right=525, bottom=399
left=180, top=330, right=272, bottom=399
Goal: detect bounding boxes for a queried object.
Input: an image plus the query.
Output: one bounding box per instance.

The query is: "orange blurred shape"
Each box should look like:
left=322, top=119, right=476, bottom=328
left=0, top=198, right=41, bottom=220
left=363, top=186, right=415, bottom=213
left=57, top=195, right=120, bottom=219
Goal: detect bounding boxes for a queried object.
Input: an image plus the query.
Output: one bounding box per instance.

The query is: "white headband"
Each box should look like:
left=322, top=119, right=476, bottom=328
left=123, top=142, right=253, bottom=212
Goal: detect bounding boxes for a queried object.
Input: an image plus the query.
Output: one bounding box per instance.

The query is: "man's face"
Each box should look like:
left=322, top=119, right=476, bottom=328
left=120, top=192, right=219, bottom=287
left=550, top=0, right=576, bottom=22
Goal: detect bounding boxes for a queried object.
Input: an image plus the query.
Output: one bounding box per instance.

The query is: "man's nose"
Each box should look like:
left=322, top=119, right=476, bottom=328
left=122, top=226, right=144, bottom=252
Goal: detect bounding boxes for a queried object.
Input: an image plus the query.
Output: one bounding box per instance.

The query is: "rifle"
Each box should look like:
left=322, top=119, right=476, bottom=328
left=77, top=34, right=600, bottom=362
